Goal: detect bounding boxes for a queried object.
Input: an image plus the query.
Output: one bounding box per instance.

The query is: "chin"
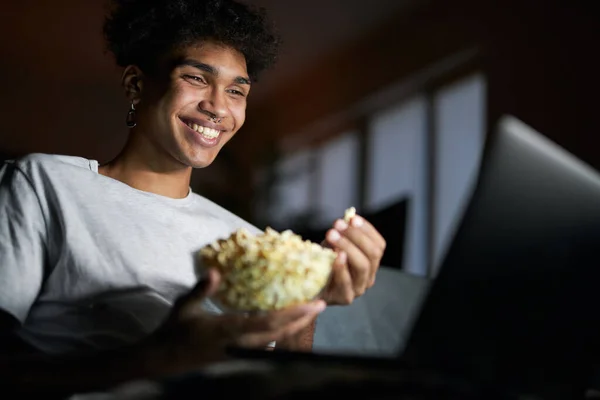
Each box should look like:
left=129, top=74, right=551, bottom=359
left=189, top=160, right=214, bottom=169
left=182, top=153, right=218, bottom=169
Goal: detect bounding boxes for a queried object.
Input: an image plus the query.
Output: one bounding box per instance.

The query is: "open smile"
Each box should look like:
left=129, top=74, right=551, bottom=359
left=179, top=117, right=225, bottom=148
left=179, top=117, right=223, bottom=139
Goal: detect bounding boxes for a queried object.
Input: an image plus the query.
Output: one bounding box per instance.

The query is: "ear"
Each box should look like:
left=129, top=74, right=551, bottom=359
left=122, top=65, right=144, bottom=105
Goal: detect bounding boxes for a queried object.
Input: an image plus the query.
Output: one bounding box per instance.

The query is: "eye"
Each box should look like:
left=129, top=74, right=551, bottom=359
left=183, top=75, right=207, bottom=85
left=227, top=89, right=246, bottom=98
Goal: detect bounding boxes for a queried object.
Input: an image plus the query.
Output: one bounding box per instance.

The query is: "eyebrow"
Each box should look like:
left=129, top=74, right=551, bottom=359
left=175, top=58, right=252, bottom=85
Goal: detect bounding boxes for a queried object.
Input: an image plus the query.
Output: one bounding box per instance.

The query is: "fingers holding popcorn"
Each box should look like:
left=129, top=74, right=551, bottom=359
left=322, top=251, right=355, bottom=305
left=326, top=228, right=371, bottom=296
left=334, top=218, right=379, bottom=261
left=342, top=207, right=385, bottom=249
left=351, top=215, right=387, bottom=256
left=336, top=217, right=384, bottom=287
left=348, top=215, right=385, bottom=286
left=323, top=208, right=386, bottom=301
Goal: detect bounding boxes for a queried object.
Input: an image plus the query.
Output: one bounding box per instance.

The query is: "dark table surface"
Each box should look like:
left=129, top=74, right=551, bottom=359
left=66, top=356, right=558, bottom=400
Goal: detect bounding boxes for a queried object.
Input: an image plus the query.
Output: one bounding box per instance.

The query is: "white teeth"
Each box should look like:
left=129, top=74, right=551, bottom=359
left=186, top=122, right=220, bottom=139
left=201, top=127, right=220, bottom=139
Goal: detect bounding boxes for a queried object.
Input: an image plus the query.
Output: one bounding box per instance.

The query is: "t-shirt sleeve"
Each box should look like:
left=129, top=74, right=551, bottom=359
left=0, top=161, right=47, bottom=323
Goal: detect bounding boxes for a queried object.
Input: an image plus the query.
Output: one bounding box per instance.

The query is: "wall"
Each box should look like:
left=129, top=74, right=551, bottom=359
left=232, top=0, right=599, bottom=183
left=484, top=0, right=600, bottom=169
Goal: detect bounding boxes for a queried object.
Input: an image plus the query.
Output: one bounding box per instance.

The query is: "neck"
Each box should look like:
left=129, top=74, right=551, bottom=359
left=99, top=131, right=192, bottom=199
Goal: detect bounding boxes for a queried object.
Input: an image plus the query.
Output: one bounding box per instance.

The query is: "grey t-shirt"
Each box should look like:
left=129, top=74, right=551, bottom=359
left=0, top=153, right=261, bottom=355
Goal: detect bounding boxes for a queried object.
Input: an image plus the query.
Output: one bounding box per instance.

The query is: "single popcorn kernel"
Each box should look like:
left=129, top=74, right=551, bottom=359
left=344, top=207, right=356, bottom=223
left=196, top=227, right=336, bottom=312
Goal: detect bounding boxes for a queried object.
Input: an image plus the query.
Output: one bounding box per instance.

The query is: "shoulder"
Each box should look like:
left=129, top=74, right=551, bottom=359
left=189, top=192, right=263, bottom=235
left=9, top=153, right=97, bottom=175
left=1, top=153, right=99, bottom=201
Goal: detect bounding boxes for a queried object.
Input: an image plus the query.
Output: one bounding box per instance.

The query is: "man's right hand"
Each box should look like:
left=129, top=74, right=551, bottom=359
left=141, top=268, right=326, bottom=375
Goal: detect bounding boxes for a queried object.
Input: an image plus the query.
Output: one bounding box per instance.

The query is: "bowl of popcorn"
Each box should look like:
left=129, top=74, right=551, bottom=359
left=195, top=208, right=356, bottom=313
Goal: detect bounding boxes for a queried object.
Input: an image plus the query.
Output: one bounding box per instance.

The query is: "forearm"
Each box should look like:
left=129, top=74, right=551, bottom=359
left=276, top=317, right=317, bottom=352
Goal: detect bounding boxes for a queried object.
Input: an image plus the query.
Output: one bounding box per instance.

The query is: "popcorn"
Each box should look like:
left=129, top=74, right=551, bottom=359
left=344, top=207, right=356, bottom=223
left=196, top=227, right=336, bottom=311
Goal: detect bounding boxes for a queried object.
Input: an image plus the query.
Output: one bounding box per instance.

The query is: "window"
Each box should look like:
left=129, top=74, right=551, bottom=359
left=313, top=131, right=360, bottom=228
left=255, top=70, right=487, bottom=279
left=366, top=96, right=429, bottom=276
left=363, top=72, right=487, bottom=277
left=268, top=149, right=316, bottom=229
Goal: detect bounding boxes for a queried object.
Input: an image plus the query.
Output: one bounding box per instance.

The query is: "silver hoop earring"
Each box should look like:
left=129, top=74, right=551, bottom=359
left=126, top=102, right=137, bottom=128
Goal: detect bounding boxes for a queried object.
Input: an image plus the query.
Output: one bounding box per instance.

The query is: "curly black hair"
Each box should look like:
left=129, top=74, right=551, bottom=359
left=103, top=0, right=280, bottom=81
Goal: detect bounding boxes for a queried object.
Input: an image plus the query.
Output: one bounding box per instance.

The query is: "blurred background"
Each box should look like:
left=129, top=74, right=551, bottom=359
left=0, top=0, right=598, bottom=282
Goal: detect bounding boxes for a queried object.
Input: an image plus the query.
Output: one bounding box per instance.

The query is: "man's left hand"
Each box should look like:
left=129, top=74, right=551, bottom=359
left=321, top=214, right=386, bottom=305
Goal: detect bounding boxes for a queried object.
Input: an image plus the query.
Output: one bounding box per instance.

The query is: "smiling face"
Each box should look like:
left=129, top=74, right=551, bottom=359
left=129, top=41, right=251, bottom=169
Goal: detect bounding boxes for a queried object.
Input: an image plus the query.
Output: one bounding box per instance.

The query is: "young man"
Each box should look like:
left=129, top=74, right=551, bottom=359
left=0, top=0, right=386, bottom=396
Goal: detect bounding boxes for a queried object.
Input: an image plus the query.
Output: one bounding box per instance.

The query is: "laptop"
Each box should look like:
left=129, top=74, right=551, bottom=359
left=230, top=116, right=600, bottom=397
